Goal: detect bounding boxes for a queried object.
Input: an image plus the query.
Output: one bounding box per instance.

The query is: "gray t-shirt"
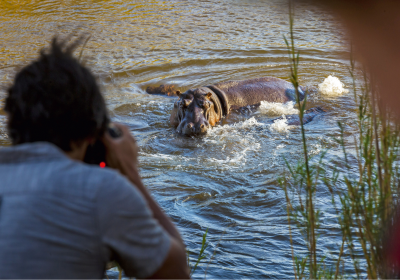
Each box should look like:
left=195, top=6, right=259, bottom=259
left=0, top=142, right=171, bottom=279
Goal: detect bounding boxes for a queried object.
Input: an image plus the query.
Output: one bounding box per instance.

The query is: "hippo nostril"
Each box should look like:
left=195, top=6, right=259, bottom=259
left=199, top=124, right=208, bottom=134
left=185, top=123, right=195, bottom=133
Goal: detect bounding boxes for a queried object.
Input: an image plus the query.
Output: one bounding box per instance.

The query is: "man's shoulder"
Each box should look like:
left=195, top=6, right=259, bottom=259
left=50, top=155, right=136, bottom=202
left=0, top=142, right=134, bottom=200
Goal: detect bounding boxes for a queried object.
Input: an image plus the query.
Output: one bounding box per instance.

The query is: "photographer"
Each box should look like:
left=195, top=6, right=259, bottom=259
left=0, top=38, right=189, bottom=279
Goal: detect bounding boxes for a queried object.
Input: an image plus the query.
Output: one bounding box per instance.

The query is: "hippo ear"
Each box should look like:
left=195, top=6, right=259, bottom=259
left=206, top=92, right=212, bottom=99
left=176, top=90, right=181, bottom=97
left=183, top=99, right=192, bottom=107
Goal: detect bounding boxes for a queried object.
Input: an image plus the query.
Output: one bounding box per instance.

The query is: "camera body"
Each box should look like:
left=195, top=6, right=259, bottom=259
left=83, top=124, right=122, bottom=166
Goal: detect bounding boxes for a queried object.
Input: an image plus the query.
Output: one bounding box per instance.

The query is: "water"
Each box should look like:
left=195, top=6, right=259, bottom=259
left=0, top=0, right=357, bottom=278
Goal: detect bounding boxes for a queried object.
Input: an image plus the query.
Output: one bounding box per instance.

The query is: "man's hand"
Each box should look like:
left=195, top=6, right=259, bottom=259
left=102, top=122, right=189, bottom=278
left=102, top=123, right=139, bottom=176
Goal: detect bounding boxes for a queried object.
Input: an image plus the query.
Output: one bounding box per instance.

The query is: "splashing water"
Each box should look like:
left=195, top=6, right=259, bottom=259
left=207, top=117, right=265, bottom=136
left=259, top=101, right=299, bottom=116
left=202, top=117, right=264, bottom=169
left=318, top=75, right=349, bottom=96
left=270, top=115, right=292, bottom=133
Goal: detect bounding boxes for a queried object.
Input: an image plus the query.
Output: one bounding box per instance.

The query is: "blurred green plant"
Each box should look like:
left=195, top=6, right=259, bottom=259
left=187, top=228, right=209, bottom=277
left=281, top=1, right=400, bottom=279
left=324, top=56, right=400, bottom=279
left=280, top=1, right=325, bottom=278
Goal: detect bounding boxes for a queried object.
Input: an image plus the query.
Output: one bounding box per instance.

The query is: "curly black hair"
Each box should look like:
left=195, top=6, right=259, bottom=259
left=5, top=37, right=109, bottom=151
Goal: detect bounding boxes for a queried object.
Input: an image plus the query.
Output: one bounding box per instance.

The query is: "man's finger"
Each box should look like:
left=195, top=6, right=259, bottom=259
left=103, top=123, right=128, bottom=144
left=110, top=123, right=137, bottom=145
left=111, top=122, right=130, bottom=135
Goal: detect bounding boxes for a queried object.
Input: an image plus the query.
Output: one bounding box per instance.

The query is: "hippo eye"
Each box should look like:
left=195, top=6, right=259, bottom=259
left=203, top=101, right=211, bottom=109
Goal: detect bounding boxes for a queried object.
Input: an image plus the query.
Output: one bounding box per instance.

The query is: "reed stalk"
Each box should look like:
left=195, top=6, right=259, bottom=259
left=329, top=53, right=400, bottom=278
left=281, top=2, right=400, bottom=279
left=281, top=2, right=319, bottom=278
left=189, top=228, right=209, bottom=277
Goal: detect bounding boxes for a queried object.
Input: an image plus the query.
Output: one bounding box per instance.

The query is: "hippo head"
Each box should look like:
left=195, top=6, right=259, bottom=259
left=170, top=87, right=222, bottom=136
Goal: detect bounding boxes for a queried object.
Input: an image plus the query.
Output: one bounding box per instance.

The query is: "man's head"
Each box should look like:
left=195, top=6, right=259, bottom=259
left=5, top=37, right=108, bottom=151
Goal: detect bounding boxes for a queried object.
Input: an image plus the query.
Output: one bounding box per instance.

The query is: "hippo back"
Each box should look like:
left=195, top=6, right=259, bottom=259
left=213, top=77, right=304, bottom=110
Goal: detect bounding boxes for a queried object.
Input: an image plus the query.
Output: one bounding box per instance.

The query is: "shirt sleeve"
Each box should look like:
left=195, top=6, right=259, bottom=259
left=96, top=171, right=171, bottom=278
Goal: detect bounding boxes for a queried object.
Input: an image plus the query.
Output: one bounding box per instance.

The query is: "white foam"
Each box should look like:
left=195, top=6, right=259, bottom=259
left=233, top=117, right=265, bottom=129
left=205, top=146, right=252, bottom=165
left=318, top=75, right=349, bottom=96
left=308, top=144, right=322, bottom=156
left=259, top=101, right=299, bottom=116
left=207, top=117, right=265, bottom=135
left=270, top=115, right=293, bottom=133
left=202, top=117, right=264, bottom=168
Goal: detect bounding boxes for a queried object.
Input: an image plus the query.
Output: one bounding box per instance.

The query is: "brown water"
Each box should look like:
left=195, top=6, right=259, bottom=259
left=0, top=0, right=358, bottom=278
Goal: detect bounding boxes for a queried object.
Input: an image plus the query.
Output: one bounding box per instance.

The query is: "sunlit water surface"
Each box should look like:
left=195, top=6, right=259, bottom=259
left=0, top=1, right=359, bottom=278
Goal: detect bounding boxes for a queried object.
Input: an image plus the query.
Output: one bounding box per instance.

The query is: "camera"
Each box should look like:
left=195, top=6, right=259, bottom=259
left=83, top=124, right=122, bottom=167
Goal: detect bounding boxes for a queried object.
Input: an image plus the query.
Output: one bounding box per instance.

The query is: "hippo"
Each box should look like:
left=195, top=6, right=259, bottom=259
left=146, top=77, right=324, bottom=136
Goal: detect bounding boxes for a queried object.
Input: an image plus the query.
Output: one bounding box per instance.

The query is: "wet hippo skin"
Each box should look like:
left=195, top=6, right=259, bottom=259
left=146, top=77, right=324, bottom=136
left=212, top=77, right=303, bottom=110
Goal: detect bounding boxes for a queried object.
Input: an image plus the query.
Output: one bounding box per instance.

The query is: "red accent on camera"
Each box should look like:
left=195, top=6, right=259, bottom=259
left=99, top=162, right=106, bottom=168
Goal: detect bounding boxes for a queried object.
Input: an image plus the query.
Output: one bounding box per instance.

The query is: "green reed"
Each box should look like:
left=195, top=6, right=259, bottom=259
left=281, top=2, right=400, bottom=279
left=188, top=228, right=209, bottom=277
left=325, top=56, right=400, bottom=278
left=281, top=1, right=319, bottom=278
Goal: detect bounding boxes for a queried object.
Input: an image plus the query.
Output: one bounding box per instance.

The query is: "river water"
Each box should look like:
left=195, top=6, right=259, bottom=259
left=0, top=0, right=357, bottom=278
